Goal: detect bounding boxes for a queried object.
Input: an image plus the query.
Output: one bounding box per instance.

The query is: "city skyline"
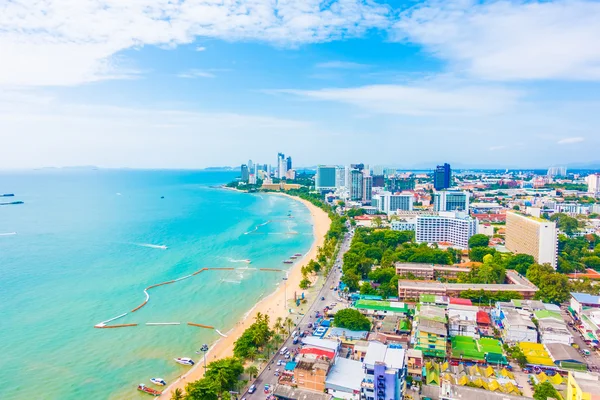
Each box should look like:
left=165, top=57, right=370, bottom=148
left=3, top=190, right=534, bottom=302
left=2, top=0, right=600, bottom=169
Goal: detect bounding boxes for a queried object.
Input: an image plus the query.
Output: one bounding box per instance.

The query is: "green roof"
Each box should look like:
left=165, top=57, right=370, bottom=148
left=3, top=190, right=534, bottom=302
left=512, top=299, right=522, bottom=307
left=354, top=299, right=410, bottom=313
left=399, top=319, right=411, bottom=331
left=420, top=294, right=436, bottom=303
left=534, top=310, right=562, bottom=320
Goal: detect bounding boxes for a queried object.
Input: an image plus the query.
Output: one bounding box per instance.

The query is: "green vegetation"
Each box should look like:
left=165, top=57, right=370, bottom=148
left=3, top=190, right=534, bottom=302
left=557, top=233, right=600, bottom=273
left=469, top=246, right=496, bottom=262
left=526, top=263, right=570, bottom=304
left=533, top=381, right=560, bottom=400
left=184, top=357, right=245, bottom=400
left=233, top=313, right=274, bottom=359
left=546, top=183, right=587, bottom=191
left=504, top=345, right=527, bottom=368
left=468, top=234, right=490, bottom=248
left=459, top=289, right=523, bottom=303
left=458, top=253, right=506, bottom=284
left=549, top=213, right=581, bottom=236
left=333, top=308, right=371, bottom=331
left=341, top=227, right=459, bottom=296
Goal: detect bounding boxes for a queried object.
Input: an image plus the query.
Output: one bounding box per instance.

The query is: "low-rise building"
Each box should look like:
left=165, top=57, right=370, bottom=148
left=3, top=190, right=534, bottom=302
left=362, top=342, right=406, bottom=400
left=413, top=306, right=447, bottom=358
left=570, top=292, right=600, bottom=316
left=566, top=371, right=600, bottom=400
left=293, top=356, right=331, bottom=392
left=545, top=343, right=586, bottom=370
left=325, top=357, right=364, bottom=400
left=448, top=304, right=479, bottom=339
left=406, top=349, right=423, bottom=382
left=496, top=308, right=537, bottom=343
left=395, top=263, right=471, bottom=280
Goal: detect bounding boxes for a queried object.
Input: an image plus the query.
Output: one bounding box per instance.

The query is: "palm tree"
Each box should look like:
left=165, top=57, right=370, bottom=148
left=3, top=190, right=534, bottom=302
left=264, top=342, right=276, bottom=358
left=171, top=388, right=184, bottom=400
left=247, top=347, right=257, bottom=362
left=255, top=312, right=264, bottom=323
left=273, top=333, right=282, bottom=347
left=284, top=317, right=294, bottom=336
left=274, top=317, right=283, bottom=334
left=245, top=365, right=259, bottom=380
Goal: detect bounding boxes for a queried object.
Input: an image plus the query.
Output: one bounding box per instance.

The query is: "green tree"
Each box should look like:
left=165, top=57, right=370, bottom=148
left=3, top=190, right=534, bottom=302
left=505, top=253, right=535, bottom=275
left=468, top=234, right=490, bottom=248
left=185, top=378, right=220, bottom=400
left=373, top=216, right=383, bottom=228
left=360, top=281, right=376, bottom=295
left=204, top=357, right=244, bottom=394
left=469, top=247, right=496, bottom=262
left=299, top=278, right=311, bottom=289
left=526, top=263, right=554, bottom=286
left=245, top=365, right=258, bottom=379
left=170, top=388, right=184, bottom=400
left=533, top=381, right=560, bottom=400
left=550, top=213, right=579, bottom=236
left=333, top=309, right=371, bottom=331
left=284, top=317, right=294, bottom=335
left=537, top=273, right=570, bottom=304
left=341, top=270, right=360, bottom=291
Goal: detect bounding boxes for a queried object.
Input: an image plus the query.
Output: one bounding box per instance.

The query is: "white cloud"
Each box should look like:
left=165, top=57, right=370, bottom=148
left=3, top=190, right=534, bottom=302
left=0, top=0, right=391, bottom=86
left=557, top=137, right=585, bottom=144
left=489, top=145, right=507, bottom=151
left=315, top=61, right=370, bottom=69
left=274, top=83, right=521, bottom=115
left=393, top=0, right=600, bottom=80
left=178, top=69, right=216, bottom=79
left=196, top=46, right=207, bottom=52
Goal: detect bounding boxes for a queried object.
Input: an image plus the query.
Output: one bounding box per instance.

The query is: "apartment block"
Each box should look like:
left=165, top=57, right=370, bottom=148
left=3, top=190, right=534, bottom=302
left=505, top=211, right=558, bottom=268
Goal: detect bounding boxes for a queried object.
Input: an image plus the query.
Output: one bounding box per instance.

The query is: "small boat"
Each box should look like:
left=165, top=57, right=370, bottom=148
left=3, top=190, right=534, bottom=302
left=138, top=384, right=162, bottom=396
left=174, top=357, right=195, bottom=366
left=150, top=378, right=166, bottom=386
left=290, top=255, right=298, bottom=259
left=283, top=260, right=293, bottom=264
left=294, top=253, right=302, bottom=257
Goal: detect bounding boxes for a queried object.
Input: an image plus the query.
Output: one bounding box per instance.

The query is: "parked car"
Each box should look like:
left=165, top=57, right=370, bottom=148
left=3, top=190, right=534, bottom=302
left=277, top=360, right=284, bottom=366
left=248, top=385, right=256, bottom=394
left=274, top=369, right=280, bottom=377
left=264, top=384, right=270, bottom=394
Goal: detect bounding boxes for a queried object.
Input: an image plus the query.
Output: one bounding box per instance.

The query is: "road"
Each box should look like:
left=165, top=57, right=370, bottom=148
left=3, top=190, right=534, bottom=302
left=242, top=226, right=354, bottom=399
left=560, top=306, right=600, bottom=371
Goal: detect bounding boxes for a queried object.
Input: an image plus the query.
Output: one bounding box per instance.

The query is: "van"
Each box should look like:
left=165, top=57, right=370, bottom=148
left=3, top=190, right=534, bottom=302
left=280, top=347, right=288, bottom=355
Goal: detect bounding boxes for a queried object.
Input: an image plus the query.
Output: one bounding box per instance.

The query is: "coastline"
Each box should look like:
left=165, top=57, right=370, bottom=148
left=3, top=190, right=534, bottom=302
left=160, top=191, right=331, bottom=398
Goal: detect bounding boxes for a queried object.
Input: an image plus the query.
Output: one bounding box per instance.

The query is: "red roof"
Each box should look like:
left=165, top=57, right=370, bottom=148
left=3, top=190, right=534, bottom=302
left=449, top=298, right=472, bottom=306
left=567, top=269, right=600, bottom=280
left=473, top=214, right=507, bottom=222
left=477, top=310, right=491, bottom=325
left=299, top=347, right=335, bottom=359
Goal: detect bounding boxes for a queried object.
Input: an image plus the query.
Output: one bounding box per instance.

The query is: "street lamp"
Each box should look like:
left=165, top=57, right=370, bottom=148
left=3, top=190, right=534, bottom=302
left=200, top=344, right=209, bottom=370
left=282, top=277, right=288, bottom=311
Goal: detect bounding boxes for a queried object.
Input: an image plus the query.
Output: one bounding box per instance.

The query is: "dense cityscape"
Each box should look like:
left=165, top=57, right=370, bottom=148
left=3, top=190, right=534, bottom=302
left=224, top=153, right=600, bottom=400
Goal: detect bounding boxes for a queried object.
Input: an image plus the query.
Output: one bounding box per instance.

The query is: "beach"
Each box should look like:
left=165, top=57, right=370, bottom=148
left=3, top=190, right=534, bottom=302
left=160, top=192, right=331, bottom=398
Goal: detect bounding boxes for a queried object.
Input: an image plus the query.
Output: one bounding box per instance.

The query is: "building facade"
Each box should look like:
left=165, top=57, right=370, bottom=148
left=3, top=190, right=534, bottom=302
left=240, top=164, right=249, bottom=181
left=434, top=163, right=451, bottom=190
left=587, top=173, right=600, bottom=195
left=433, top=191, right=469, bottom=212
left=415, top=211, right=477, bottom=249
left=315, top=165, right=338, bottom=192
left=505, top=211, right=558, bottom=268
left=374, top=192, right=414, bottom=214
left=277, top=152, right=288, bottom=179
left=351, top=170, right=364, bottom=201
left=363, top=175, right=373, bottom=204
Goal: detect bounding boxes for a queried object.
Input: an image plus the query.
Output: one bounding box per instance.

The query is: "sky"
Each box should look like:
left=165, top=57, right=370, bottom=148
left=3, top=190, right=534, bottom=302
left=1, top=0, right=600, bottom=169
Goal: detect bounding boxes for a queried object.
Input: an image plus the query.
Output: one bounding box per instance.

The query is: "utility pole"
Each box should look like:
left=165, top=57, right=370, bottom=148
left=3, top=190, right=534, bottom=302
left=200, top=343, right=209, bottom=370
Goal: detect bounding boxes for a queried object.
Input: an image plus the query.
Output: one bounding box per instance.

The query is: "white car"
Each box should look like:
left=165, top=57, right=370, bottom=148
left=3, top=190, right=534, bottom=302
left=277, top=360, right=284, bottom=366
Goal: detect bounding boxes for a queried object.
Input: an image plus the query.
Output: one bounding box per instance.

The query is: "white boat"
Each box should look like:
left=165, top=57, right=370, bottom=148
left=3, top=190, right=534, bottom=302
left=150, top=378, right=166, bottom=386
left=174, top=357, right=195, bottom=366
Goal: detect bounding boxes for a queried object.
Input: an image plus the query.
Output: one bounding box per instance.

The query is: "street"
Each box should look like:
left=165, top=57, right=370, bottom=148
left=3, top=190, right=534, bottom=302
left=560, top=306, right=600, bottom=371
left=242, top=226, right=354, bottom=399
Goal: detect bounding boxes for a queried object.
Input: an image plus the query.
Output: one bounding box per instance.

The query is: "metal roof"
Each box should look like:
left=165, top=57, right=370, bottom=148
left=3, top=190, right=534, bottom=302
left=572, top=292, right=600, bottom=305
left=325, top=357, right=364, bottom=392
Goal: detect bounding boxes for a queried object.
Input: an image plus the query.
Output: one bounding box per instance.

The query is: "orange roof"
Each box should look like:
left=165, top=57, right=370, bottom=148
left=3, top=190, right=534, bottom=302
left=567, top=269, right=600, bottom=280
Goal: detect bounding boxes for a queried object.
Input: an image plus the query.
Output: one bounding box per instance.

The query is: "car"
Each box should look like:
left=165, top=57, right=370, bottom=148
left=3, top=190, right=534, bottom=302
left=285, top=353, right=291, bottom=359
left=264, top=384, right=270, bottom=394
left=274, top=368, right=280, bottom=376
left=248, top=385, right=256, bottom=394
left=321, top=296, right=325, bottom=301
left=572, top=343, right=580, bottom=349
left=277, top=359, right=284, bottom=366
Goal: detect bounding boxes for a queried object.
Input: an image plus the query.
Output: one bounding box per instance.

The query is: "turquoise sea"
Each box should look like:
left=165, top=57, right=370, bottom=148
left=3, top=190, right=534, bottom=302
left=0, top=170, right=314, bottom=399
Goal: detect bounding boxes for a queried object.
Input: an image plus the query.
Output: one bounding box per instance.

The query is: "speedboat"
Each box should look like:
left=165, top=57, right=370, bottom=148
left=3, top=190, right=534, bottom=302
left=150, top=378, right=166, bottom=386
left=282, top=260, right=293, bottom=264
left=174, top=357, right=195, bottom=366
left=138, top=384, right=161, bottom=396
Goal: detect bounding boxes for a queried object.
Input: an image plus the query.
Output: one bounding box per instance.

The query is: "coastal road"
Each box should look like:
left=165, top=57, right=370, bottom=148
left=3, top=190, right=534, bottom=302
left=242, top=226, right=354, bottom=399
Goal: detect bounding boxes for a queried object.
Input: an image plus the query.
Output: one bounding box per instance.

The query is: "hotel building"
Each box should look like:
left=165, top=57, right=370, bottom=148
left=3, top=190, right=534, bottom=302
left=505, top=211, right=558, bottom=268
left=415, top=211, right=477, bottom=250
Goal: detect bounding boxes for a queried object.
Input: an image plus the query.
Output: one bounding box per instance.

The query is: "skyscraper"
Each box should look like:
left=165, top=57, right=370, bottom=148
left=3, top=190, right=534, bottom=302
left=362, top=175, right=373, bottom=203
left=277, top=153, right=287, bottom=179
left=547, top=166, right=567, bottom=177
left=240, top=164, right=249, bottom=181
left=433, top=191, right=469, bottom=212
left=315, top=165, right=337, bottom=192
left=248, top=159, right=253, bottom=173
left=587, top=173, right=600, bottom=194
left=434, top=163, right=452, bottom=190
left=286, top=156, right=292, bottom=171
left=350, top=170, right=363, bottom=201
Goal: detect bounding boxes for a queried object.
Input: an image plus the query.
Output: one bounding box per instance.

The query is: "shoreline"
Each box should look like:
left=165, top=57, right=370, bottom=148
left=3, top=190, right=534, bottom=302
left=160, top=191, right=331, bottom=398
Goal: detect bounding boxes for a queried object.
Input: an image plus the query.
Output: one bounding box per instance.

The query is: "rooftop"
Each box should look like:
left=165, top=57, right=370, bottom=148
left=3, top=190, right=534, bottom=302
left=545, top=343, right=585, bottom=364
left=354, top=299, right=410, bottom=313
left=300, top=336, right=339, bottom=352
left=325, top=357, right=364, bottom=392
left=363, top=342, right=405, bottom=370
left=273, top=384, right=332, bottom=400
left=572, top=292, right=600, bottom=305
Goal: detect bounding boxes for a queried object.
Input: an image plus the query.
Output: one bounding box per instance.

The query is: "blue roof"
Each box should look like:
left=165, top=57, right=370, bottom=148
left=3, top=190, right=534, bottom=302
left=572, top=292, right=600, bottom=305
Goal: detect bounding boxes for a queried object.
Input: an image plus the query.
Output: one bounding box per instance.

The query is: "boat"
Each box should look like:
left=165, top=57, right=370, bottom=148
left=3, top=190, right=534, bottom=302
left=294, top=253, right=302, bottom=257
left=138, top=384, right=162, bottom=396
left=290, top=255, right=298, bottom=259
left=174, top=357, right=195, bottom=366
left=283, top=260, right=293, bottom=264
left=150, top=378, right=166, bottom=386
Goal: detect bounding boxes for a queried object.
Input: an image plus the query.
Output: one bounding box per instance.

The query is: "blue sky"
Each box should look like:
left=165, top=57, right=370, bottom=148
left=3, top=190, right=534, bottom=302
left=1, top=0, right=599, bottom=169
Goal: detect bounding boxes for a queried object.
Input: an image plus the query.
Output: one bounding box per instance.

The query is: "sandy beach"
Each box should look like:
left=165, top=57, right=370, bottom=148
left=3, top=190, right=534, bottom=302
left=161, top=192, right=331, bottom=398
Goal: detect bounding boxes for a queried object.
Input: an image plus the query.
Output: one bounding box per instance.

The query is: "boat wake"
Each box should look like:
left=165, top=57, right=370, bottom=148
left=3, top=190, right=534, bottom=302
left=228, top=258, right=252, bottom=264
left=0, top=232, right=17, bottom=236
left=243, top=220, right=270, bottom=235
left=135, top=243, right=168, bottom=250
left=221, top=279, right=242, bottom=284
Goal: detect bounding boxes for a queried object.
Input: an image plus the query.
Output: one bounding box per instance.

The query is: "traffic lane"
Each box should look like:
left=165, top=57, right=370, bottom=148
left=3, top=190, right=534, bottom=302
left=243, top=234, right=351, bottom=399
left=561, top=308, right=600, bottom=369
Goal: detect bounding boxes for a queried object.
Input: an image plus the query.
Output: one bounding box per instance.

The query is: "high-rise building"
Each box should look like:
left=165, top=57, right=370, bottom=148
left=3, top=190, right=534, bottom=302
left=372, top=165, right=385, bottom=176
left=240, top=164, right=249, bottom=181
left=277, top=153, right=287, bottom=179
left=335, top=167, right=346, bottom=189
left=373, top=191, right=414, bottom=214
left=362, top=342, right=406, bottom=400
left=415, top=211, right=477, bottom=250
left=386, top=177, right=415, bottom=192
left=505, top=211, right=558, bottom=268
left=433, top=191, right=469, bottom=212
left=362, top=175, right=373, bottom=204
left=587, top=173, right=600, bottom=194
left=350, top=170, right=363, bottom=201
left=434, top=163, right=452, bottom=190
left=248, top=173, right=257, bottom=185
left=248, top=159, right=253, bottom=173
left=372, top=175, right=385, bottom=187
left=547, top=166, right=567, bottom=177
left=286, top=156, right=292, bottom=171
left=315, top=165, right=338, bottom=192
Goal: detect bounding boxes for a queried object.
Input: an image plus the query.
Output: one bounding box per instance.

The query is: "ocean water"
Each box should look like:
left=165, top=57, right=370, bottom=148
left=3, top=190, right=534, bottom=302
left=0, top=170, right=313, bottom=399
